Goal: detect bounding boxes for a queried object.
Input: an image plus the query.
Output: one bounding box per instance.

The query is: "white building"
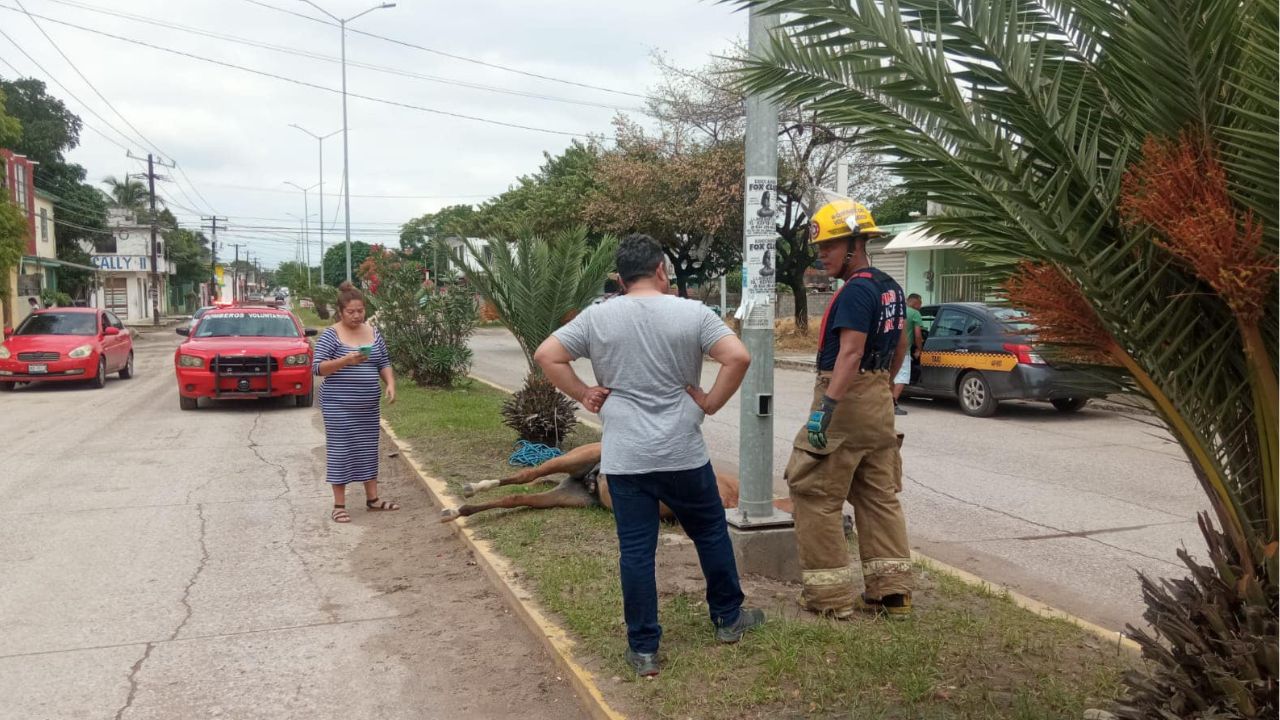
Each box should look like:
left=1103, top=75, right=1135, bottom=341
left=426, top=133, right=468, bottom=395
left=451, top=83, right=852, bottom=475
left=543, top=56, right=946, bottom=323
left=86, top=209, right=176, bottom=323
left=444, top=236, right=492, bottom=277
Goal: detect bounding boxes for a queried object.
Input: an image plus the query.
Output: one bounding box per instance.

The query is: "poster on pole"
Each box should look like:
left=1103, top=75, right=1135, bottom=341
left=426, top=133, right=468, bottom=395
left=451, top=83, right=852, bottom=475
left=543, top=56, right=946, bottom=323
left=739, top=175, right=778, bottom=330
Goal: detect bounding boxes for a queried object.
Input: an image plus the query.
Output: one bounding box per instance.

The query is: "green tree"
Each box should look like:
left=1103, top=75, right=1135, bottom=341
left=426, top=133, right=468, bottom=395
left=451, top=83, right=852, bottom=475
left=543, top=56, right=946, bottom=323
left=871, top=189, right=928, bottom=226
left=584, top=121, right=743, bottom=297
left=471, top=140, right=603, bottom=239
left=456, top=228, right=618, bottom=446
left=102, top=175, right=150, bottom=215
left=321, top=241, right=372, bottom=287
left=273, top=261, right=313, bottom=295
left=0, top=86, right=22, bottom=327
left=0, top=77, right=110, bottom=298
left=735, top=0, right=1277, bottom=715
left=400, top=203, right=477, bottom=277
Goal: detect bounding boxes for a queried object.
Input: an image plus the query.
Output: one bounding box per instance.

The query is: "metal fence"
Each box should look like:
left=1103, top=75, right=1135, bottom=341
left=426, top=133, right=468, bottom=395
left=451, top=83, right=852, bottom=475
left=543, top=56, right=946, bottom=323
left=938, top=272, right=987, bottom=303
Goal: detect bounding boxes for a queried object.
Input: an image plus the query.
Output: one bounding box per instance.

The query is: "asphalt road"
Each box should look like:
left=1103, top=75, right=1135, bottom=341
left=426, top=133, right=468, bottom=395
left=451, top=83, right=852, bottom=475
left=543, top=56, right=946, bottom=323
left=470, top=327, right=1209, bottom=633
left=0, top=329, right=581, bottom=720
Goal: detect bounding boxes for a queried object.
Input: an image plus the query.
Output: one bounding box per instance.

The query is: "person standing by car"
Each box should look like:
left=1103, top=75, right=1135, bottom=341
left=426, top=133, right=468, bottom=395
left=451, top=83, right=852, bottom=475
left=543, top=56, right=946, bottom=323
left=312, top=281, right=399, bottom=523
left=534, top=234, right=764, bottom=679
left=785, top=199, right=913, bottom=619
left=892, top=293, right=926, bottom=415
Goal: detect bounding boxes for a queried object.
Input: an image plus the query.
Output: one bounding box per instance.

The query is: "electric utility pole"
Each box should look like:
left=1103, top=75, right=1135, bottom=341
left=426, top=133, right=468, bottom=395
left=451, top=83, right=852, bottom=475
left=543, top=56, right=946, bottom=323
left=203, top=216, right=227, bottom=302
left=228, top=243, right=244, bottom=302
left=730, top=8, right=792, bottom=544
left=128, top=151, right=175, bottom=325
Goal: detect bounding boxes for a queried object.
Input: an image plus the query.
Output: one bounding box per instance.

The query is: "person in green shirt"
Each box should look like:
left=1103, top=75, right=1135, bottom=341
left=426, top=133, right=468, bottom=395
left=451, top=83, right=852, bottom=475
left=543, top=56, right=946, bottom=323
left=892, top=293, right=925, bottom=415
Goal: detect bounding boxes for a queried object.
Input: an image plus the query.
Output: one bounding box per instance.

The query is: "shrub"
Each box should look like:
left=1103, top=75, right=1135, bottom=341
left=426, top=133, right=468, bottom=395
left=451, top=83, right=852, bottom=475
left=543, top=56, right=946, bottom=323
left=500, top=375, right=578, bottom=447
left=362, top=247, right=477, bottom=387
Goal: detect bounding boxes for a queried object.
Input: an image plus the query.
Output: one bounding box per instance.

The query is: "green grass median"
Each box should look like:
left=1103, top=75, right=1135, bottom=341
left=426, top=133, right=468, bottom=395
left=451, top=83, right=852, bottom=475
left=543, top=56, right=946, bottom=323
left=384, top=381, right=1135, bottom=720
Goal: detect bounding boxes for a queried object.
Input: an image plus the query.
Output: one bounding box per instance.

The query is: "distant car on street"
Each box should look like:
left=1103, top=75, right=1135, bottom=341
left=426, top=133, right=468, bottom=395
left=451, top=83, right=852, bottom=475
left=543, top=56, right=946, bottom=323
left=905, top=302, right=1117, bottom=417
left=174, top=304, right=318, bottom=410
left=0, top=308, right=134, bottom=390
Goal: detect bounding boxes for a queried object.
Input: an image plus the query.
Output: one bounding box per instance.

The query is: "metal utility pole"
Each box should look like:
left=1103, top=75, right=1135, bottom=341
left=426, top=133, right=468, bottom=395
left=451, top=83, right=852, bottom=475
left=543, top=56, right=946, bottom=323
left=731, top=7, right=788, bottom=529
left=299, top=0, right=397, bottom=282
left=229, top=243, right=244, bottom=302
left=284, top=182, right=319, bottom=287
left=289, top=124, right=340, bottom=282
left=202, top=215, right=227, bottom=302
left=128, top=151, right=176, bottom=325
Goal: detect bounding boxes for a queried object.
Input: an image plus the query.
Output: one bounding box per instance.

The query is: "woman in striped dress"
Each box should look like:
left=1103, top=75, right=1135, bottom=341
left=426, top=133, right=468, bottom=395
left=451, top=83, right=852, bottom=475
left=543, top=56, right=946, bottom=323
left=312, top=282, right=399, bottom=523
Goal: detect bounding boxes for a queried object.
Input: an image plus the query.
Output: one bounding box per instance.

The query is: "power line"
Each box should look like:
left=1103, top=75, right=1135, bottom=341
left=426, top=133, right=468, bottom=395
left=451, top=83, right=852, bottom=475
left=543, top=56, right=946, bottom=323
left=0, top=31, right=143, bottom=152
left=0, top=4, right=591, bottom=137
left=190, top=179, right=495, bottom=200
left=34, top=0, right=647, bottom=114
left=0, top=52, right=138, bottom=152
left=240, top=0, right=654, bottom=101
left=10, top=0, right=217, bottom=215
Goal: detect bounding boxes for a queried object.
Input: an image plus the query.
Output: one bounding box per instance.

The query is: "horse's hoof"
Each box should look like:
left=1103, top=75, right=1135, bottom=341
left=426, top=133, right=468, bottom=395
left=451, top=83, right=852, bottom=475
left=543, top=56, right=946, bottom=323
left=440, top=508, right=460, bottom=523
left=461, top=483, right=477, bottom=498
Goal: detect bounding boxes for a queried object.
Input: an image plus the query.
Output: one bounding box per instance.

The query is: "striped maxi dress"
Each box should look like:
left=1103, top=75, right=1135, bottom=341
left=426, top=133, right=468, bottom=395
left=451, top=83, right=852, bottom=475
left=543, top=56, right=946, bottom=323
left=312, top=327, right=390, bottom=485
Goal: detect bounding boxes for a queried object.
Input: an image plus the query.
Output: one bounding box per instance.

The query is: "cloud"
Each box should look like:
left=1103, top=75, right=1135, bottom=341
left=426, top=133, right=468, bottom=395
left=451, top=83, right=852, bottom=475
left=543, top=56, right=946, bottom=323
left=2, top=0, right=745, bottom=266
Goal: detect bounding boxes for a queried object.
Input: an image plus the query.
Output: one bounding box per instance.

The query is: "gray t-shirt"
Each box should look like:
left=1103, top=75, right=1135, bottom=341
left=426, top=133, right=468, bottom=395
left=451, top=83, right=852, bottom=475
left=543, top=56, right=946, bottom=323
left=553, top=295, right=733, bottom=475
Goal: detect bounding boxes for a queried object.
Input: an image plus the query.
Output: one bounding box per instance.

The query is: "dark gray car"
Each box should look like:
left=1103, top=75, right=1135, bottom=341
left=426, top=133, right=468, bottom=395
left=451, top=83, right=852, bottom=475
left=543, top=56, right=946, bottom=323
left=906, top=302, right=1119, bottom=417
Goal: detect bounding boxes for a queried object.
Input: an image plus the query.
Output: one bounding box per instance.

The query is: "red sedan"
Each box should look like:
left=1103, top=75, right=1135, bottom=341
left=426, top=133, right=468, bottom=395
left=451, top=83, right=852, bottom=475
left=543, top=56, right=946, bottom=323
left=0, top=308, right=135, bottom=390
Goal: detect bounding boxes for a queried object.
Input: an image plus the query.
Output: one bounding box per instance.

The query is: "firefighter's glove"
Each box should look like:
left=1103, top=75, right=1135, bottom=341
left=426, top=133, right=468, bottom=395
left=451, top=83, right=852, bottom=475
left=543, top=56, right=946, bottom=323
left=806, top=395, right=839, bottom=449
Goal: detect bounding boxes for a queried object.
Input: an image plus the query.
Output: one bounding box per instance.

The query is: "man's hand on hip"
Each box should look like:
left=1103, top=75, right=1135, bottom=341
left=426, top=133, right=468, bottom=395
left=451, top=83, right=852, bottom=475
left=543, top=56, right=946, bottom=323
left=805, top=395, right=839, bottom=449
left=685, top=385, right=718, bottom=415
left=577, top=385, right=611, bottom=413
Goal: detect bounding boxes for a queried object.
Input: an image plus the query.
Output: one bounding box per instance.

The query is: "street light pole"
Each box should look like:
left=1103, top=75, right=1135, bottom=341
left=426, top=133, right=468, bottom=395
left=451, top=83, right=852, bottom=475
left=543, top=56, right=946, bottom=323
left=732, top=7, right=789, bottom=530
left=285, top=181, right=320, bottom=287
left=289, top=124, right=340, bottom=283
left=298, top=1, right=396, bottom=283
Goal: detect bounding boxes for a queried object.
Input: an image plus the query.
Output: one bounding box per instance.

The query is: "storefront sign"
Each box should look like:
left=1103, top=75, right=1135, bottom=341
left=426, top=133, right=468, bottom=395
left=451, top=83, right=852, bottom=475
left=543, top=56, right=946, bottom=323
left=91, top=255, right=151, bottom=271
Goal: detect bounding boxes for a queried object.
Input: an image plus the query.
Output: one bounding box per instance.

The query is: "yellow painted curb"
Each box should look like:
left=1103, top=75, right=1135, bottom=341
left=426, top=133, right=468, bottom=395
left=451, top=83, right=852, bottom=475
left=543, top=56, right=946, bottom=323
left=381, top=419, right=626, bottom=720
left=466, top=373, right=1142, bottom=658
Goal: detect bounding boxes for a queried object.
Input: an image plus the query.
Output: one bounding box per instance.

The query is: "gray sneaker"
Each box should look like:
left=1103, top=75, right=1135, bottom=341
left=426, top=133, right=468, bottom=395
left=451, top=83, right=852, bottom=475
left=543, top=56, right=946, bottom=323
left=625, top=648, right=660, bottom=678
left=716, top=607, right=766, bottom=643
left=894, top=404, right=908, bottom=416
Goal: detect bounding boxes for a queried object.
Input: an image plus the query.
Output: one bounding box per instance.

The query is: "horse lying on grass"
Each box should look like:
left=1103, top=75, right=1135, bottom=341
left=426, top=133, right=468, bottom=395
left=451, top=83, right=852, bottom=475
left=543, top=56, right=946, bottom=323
left=438, top=442, right=815, bottom=524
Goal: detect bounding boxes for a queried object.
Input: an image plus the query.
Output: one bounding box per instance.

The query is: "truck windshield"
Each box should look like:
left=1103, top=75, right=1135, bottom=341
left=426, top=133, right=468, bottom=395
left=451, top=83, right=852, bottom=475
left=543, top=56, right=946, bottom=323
left=194, top=313, right=299, bottom=338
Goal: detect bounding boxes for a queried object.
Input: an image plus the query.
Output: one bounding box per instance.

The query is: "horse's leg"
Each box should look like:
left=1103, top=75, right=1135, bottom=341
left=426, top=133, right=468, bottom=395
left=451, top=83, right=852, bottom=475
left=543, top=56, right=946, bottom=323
left=442, top=479, right=595, bottom=522
left=461, top=443, right=603, bottom=497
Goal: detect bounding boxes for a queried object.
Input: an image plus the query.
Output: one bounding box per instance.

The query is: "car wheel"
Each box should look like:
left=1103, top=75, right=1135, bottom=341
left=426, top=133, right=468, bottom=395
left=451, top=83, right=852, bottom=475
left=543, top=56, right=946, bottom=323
left=119, top=351, right=135, bottom=379
left=179, top=395, right=198, bottom=411
left=1052, top=397, right=1089, bottom=413
left=957, top=371, right=997, bottom=417
left=92, top=358, right=107, bottom=389
left=296, top=390, right=314, bottom=408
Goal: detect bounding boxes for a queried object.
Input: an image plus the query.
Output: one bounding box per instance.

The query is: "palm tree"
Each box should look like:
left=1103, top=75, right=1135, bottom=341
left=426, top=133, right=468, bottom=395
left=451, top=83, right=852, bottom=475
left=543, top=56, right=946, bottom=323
left=456, top=227, right=618, bottom=446
left=732, top=0, right=1276, bottom=715
left=101, top=175, right=155, bottom=217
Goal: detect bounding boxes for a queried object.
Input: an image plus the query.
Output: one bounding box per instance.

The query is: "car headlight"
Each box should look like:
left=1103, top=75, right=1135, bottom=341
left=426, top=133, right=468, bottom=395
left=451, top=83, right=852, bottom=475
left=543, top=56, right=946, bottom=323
left=178, top=355, right=205, bottom=368
left=284, top=353, right=310, bottom=366
left=68, top=344, right=94, bottom=359
left=0, top=345, right=9, bottom=360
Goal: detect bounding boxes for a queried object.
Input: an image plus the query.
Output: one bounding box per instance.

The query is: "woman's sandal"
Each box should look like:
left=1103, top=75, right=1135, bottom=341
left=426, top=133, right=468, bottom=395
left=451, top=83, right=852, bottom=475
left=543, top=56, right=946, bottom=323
left=332, top=505, right=351, bottom=523
left=366, top=497, right=400, bottom=512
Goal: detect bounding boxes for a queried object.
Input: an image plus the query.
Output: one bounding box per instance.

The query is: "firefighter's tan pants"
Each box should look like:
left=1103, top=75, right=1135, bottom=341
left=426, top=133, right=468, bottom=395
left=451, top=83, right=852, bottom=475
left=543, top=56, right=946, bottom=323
left=784, top=370, right=912, bottom=614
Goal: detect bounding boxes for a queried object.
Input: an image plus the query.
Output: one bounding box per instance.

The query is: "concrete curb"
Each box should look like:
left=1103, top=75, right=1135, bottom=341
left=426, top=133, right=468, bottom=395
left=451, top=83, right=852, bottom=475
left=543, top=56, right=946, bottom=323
left=380, top=419, right=626, bottom=720
left=464, top=372, right=1141, bottom=658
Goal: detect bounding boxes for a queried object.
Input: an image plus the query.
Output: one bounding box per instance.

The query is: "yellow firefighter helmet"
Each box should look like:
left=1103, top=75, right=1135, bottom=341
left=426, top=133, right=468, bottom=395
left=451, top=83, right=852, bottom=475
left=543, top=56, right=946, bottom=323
left=808, top=199, right=884, bottom=245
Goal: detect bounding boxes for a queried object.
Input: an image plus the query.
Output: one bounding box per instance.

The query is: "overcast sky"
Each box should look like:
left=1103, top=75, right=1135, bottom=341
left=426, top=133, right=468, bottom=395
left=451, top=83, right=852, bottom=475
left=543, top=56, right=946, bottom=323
left=0, top=0, right=747, bottom=267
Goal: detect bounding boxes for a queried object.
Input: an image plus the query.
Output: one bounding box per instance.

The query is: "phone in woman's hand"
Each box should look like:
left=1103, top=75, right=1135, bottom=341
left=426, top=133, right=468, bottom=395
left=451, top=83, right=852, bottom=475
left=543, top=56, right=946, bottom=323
left=358, top=344, right=372, bottom=356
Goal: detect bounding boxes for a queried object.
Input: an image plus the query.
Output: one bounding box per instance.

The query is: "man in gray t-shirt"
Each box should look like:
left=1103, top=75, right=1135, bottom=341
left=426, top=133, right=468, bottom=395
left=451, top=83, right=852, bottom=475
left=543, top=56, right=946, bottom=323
left=535, top=233, right=764, bottom=678
left=551, top=291, right=731, bottom=475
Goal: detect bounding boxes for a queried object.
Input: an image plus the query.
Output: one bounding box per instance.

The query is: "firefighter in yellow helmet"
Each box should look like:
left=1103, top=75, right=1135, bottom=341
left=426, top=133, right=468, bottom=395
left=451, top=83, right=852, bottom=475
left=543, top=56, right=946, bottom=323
left=785, top=198, right=913, bottom=619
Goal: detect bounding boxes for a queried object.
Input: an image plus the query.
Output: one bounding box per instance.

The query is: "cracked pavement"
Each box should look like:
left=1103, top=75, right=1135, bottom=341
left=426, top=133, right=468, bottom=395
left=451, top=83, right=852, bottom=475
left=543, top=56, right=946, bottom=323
left=0, top=330, right=581, bottom=719
left=469, top=327, right=1211, bottom=632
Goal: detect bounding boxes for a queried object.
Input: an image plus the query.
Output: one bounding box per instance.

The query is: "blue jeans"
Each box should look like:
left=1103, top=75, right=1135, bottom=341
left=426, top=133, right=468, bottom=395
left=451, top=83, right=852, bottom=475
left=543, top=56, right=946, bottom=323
left=607, top=462, right=745, bottom=654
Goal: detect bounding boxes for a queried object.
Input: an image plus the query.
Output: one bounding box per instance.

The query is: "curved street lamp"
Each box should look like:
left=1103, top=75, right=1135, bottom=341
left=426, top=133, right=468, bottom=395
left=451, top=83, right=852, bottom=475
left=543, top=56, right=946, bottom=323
left=297, top=0, right=397, bottom=282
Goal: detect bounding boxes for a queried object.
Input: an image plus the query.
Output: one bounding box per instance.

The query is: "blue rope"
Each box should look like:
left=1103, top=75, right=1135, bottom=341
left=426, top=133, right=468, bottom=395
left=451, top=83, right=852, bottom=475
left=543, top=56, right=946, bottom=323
left=508, top=440, right=564, bottom=467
